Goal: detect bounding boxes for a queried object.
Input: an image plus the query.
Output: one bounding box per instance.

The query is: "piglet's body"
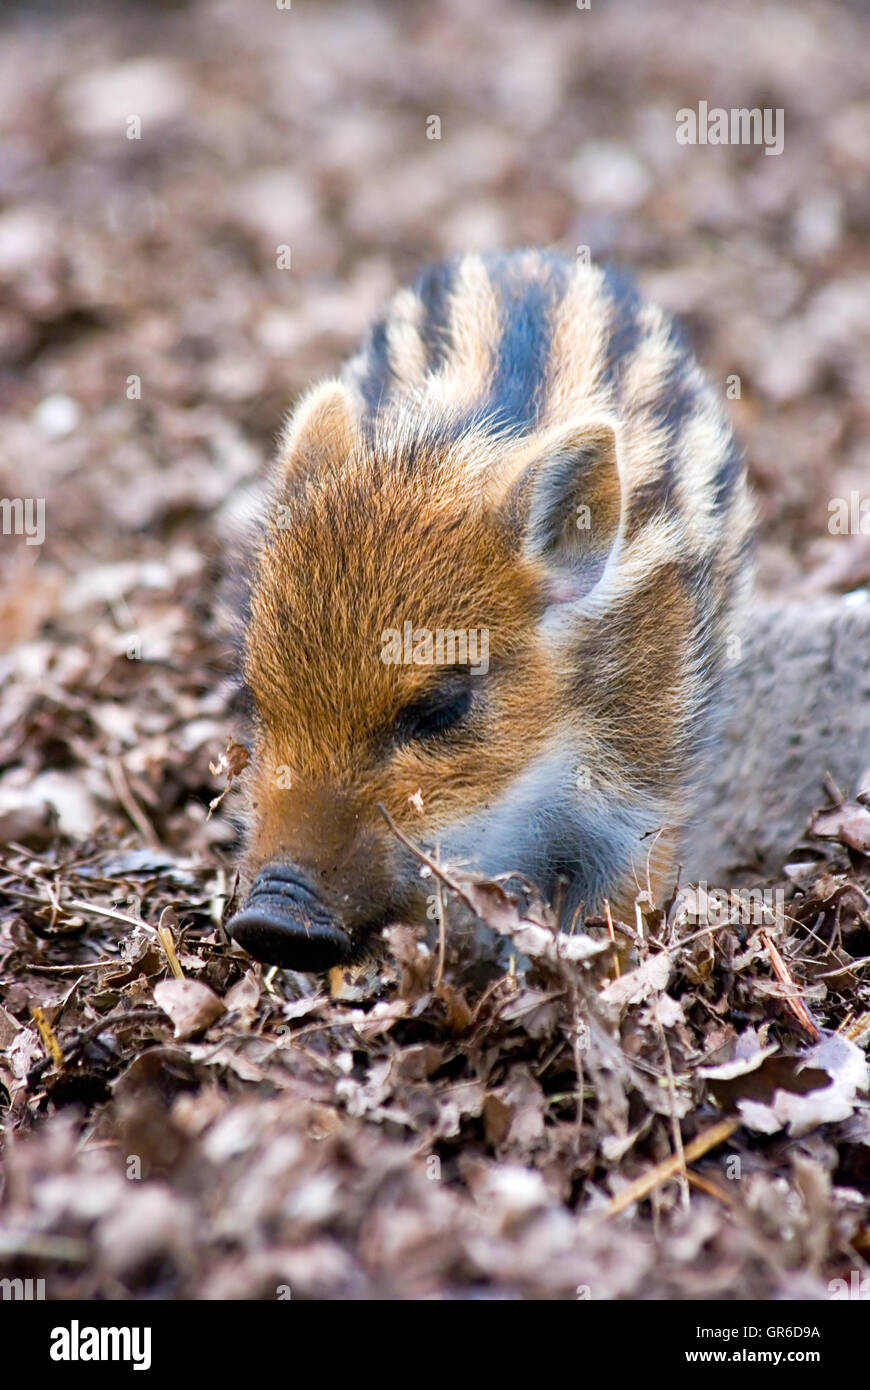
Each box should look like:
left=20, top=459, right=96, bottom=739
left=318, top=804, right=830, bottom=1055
left=229, top=249, right=754, bottom=970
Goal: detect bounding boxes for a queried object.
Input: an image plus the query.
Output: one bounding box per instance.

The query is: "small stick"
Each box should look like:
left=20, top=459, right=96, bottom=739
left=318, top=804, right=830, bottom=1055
left=1, top=886, right=152, bottom=935
left=761, top=930, right=822, bottom=1042
left=842, top=1010, right=870, bottom=1044
left=653, top=1008, right=690, bottom=1210
left=50, top=898, right=151, bottom=933
left=570, top=982, right=586, bottom=1145
left=32, top=1005, right=64, bottom=1068
left=686, top=1169, right=734, bottom=1207
left=603, top=898, right=621, bottom=979
left=377, top=804, right=479, bottom=911
left=434, top=849, right=447, bottom=992
left=24, top=961, right=120, bottom=973
left=601, top=1116, right=741, bottom=1219
left=108, top=757, right=162, bottom=850
left=157, top=910, right=185, bottom=980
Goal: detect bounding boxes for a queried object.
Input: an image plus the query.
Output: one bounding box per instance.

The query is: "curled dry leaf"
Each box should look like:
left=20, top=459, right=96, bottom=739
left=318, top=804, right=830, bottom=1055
left=702, top=1030, right=869, bottom=1137
left=810, top=800, right=870, bottom=854
left=599, top=951, right=671, bottom=1011
left=154, top=978, right=227, bottom=1041
left=207, top=737, right=250, bottom=817
left=0, top=1003, right=21, bottom=1048
left=224, top=969, right=262, bottom=1028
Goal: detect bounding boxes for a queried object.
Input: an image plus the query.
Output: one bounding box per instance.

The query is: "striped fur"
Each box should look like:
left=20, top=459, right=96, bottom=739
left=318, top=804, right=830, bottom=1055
left=239, top=250, right=753, bottom=959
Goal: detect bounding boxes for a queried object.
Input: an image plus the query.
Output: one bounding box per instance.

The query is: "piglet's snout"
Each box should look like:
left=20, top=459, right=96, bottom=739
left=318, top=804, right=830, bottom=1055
left=227, top=863, right=353, bottom=972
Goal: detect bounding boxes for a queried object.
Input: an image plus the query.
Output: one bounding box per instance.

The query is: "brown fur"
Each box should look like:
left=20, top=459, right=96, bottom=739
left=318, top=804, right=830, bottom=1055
left=233, top=250, right=753, bottom=966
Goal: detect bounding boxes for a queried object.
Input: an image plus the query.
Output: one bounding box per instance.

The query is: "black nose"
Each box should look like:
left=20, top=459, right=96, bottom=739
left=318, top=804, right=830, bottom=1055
left=226, top=864, right=354, bottom=972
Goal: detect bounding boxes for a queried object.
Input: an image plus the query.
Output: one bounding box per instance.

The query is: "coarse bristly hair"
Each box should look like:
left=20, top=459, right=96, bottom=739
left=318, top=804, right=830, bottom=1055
left=237, top=248, right=755, bottom=956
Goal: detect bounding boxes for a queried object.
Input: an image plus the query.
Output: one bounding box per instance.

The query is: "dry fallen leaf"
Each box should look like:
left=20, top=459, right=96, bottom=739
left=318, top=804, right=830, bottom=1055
left=154, top=978, right=227, bottom=1041
left=702, top=1030, right=869, bottom=1137
left=599, top=951, right=671, bottom=1010
left=207, top=737, right=250, bottom=816
left=3, top=0, right=870, bottom=1308
left=224, top=969, right=262, bottom=1028
left=810, top=800, right=870, bottom=853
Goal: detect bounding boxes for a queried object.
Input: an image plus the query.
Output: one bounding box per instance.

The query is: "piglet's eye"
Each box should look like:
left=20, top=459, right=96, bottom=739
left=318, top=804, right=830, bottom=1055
left=394, top=679, right=473, bottom=744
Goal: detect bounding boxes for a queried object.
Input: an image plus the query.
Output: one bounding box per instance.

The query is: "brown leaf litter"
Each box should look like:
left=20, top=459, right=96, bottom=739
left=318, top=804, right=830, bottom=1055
left=2, top=0, right=870, bottom=1301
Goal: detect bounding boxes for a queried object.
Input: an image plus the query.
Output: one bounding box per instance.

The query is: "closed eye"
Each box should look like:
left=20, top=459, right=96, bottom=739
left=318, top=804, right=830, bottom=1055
left=394, top=677, right=473, bottom=744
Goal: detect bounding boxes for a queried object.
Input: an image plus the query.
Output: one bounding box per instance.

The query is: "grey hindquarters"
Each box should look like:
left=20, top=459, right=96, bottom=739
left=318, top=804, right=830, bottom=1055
left=680, top=594, right=870, bottom=885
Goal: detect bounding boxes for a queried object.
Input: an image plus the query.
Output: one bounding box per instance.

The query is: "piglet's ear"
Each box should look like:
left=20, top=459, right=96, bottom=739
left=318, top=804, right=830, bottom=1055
left=493, top=417, right=624, bottom=594
left=278, top=380, right=362, bottom=483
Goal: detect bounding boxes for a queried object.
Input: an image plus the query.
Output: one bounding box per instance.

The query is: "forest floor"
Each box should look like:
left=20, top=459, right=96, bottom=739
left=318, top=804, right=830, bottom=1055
left=1, top=0, right=870, bottom=1299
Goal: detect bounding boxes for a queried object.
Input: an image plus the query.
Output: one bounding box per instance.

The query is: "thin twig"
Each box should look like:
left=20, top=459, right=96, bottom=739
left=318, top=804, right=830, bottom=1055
left=107, top=757, right=162, bottom=850
left=433, top=843, right=447, bottom=991
left=0, top=885, right=151, bottom=932
left=653, top=1009, right=689, bottom=1211
left=686, top=1169, right=734, bottom=1207
left=761, top=930, right=822, bottom=1041
left=603, top=898, right=620, bottom=979
left=600, top=1116, right=741, bottom=1219
left=377, top=804, right=475, bottom=908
